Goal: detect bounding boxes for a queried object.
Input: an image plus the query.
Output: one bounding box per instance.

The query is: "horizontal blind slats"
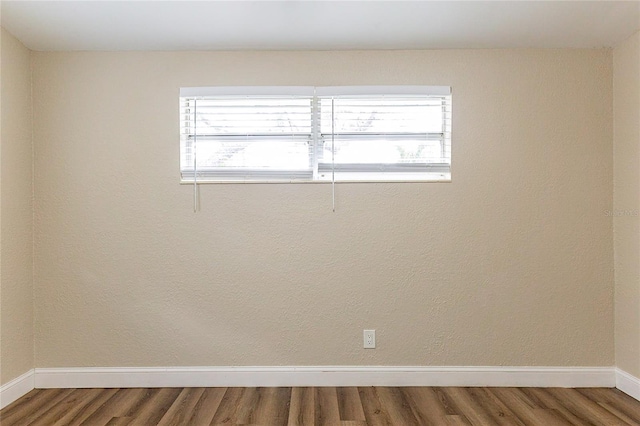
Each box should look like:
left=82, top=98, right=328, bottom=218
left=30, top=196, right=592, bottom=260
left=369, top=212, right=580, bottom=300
left=317, top=94, right=451, bottom=169
left=180, top=88, right=451, bottom=182
left=180, top=95, right=314, bottom=178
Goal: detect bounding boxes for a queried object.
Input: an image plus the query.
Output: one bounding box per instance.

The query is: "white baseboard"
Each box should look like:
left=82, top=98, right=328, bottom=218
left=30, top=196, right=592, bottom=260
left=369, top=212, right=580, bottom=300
left=616, top=368, right=640, bottom=401
left=0, top=369, right=35, bottom=409
left=0, top=367, right=630, bottom=408
left=34, top=366, right=615, bottom=389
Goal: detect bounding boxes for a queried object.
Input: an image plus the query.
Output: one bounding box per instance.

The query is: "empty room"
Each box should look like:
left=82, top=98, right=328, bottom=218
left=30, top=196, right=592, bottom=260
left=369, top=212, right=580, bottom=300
left=1, top=1, right=640, bottom=424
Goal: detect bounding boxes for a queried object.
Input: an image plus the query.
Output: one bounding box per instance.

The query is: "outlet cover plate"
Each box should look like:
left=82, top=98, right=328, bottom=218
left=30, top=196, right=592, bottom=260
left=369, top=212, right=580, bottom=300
left=364, top=329, right=376, bottom=349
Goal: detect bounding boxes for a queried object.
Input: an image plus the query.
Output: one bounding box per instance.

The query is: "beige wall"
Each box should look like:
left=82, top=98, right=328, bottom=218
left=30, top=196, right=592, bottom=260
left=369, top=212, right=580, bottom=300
left=614, top=31, right=640, bottom=378
left=32, top=49, right=614, bottom=368
left=0, top=27, right=34, bottom=384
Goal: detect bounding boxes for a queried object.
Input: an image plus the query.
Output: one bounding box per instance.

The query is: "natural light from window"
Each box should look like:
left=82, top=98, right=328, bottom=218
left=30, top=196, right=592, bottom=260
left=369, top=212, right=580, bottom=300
left=179, top=86, right=451, bottom=182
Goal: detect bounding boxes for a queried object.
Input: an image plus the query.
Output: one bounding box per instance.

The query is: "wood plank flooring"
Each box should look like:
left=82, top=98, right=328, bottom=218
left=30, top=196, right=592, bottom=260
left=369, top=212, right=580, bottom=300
left=1, top=387, right=639, bottom=425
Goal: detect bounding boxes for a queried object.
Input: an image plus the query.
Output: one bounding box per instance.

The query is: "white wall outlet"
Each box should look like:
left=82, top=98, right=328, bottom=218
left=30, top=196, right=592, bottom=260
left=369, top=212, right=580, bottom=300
left=363, top=329, right=376, bottom=349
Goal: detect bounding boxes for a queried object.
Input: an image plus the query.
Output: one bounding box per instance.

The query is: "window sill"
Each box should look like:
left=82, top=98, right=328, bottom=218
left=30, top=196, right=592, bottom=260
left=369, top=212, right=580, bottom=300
left=180, top=176, right=452, bottom=184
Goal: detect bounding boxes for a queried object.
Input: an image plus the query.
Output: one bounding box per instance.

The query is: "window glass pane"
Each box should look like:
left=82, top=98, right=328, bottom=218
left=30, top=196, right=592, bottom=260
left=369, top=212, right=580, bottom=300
left=180, top=97, right=313, bottom=174
left=192, top=138, right=310, bottom=170
left=320, top=138, right=444, bottom=164
left=318, top=96, right=449, bottom=167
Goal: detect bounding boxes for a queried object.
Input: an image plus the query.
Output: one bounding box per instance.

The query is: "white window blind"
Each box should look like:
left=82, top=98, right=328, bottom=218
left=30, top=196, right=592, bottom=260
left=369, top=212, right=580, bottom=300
left=180, top=87, right=315, bottom=182
left=317, top=95, right=451, bottom=181
left=180, top=86, right=451, bottom=183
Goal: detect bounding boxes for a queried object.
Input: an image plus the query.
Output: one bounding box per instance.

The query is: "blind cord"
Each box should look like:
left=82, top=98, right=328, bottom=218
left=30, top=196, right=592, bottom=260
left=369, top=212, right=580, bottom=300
left=193, top=99, right=198, bottom=213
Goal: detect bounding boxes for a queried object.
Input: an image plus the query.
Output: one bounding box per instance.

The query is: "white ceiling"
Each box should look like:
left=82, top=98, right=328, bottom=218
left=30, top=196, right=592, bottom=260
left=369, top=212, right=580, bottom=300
left=2, top=1, right=639, bottom=51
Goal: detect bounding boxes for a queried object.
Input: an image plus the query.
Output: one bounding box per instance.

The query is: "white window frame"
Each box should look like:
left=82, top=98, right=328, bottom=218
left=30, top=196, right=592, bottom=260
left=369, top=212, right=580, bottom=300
left=180, top=86, right=451, bottom=183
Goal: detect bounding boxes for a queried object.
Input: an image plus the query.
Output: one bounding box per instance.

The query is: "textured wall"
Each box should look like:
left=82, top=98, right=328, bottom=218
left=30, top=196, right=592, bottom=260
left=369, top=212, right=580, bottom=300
left=32, top=49, right=613, bottom=368
left=614, top=31, right=640, bottom=378
left=1, top=27, right=34, bottom=385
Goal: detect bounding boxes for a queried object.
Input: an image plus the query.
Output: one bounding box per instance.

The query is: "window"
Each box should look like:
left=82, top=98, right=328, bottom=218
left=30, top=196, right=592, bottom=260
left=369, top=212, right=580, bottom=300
left=180, top=86, right=451, bottom=182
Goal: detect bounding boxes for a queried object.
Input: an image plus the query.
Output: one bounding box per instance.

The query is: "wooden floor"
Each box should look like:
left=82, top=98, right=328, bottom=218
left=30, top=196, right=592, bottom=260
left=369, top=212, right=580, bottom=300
left=1, top=387, right=639, bottom=425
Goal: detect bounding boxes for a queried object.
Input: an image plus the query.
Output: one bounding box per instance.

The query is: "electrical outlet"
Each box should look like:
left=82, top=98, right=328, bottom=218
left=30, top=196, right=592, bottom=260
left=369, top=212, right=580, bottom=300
left=363, top=329, right=376, bottom=349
